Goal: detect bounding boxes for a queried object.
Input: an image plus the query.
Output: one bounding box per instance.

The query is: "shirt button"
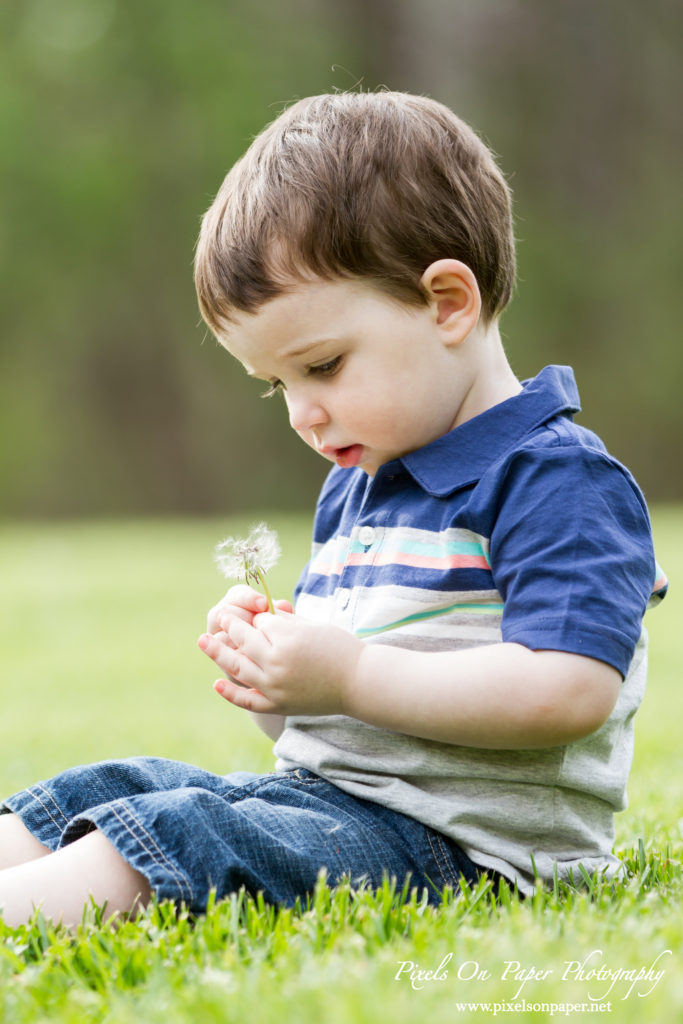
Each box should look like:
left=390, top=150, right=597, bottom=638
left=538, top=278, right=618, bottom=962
left=358, top=526, right=376, bottom=546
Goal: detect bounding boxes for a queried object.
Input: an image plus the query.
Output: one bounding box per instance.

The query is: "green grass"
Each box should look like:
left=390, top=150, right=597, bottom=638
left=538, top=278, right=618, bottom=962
left=0, top=509, right=681, bottom=1023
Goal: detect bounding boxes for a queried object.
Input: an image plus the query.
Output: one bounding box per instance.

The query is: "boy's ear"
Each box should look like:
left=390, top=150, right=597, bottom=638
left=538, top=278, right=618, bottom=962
left=420, top=259, right=481, bottom=344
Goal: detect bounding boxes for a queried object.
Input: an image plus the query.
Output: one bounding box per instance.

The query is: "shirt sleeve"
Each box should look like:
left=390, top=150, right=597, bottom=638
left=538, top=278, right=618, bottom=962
left=490, top=444, right=656, bottom=677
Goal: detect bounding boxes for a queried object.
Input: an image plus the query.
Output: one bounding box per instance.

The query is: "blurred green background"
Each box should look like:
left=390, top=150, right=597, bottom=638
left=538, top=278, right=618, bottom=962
left=1, top=0, right=681, bottom=520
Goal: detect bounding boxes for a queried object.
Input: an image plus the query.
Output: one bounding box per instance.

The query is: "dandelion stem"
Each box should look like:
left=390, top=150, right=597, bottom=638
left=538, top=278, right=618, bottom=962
left=255, top=569, right=275, bottom=614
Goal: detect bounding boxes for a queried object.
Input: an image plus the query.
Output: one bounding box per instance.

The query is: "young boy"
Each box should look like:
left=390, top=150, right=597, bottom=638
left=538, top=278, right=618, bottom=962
left=0, top=92, right=666, bottom=927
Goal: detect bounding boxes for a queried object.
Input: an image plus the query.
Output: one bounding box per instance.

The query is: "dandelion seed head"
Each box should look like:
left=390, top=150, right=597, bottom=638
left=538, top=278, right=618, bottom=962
left=214, top=522, right=281, bottom=582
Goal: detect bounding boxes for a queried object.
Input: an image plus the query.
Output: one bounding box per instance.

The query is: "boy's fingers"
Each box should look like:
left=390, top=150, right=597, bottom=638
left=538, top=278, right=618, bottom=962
left=218, top=611, right=246, bottom=637
left=199, top=632, right=262, bottom=687
left=214, top=679, right=274, bottom=714
left=214, top=629, right=235, bottom=650
left=207, top=587, right=269, bottom=633
left=253, top=611, right=290, bottom=636
left=208, top=603, right=251, bottom=634
left=225, top=585, right=270, bottom=611
left=225, top=615, right=271, bottom=659
left=208, top=598, right=271, bottom=634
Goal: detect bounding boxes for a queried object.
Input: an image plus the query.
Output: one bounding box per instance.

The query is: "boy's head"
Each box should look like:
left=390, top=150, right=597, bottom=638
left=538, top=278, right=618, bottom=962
left=194, top=91, right=515, bottom=338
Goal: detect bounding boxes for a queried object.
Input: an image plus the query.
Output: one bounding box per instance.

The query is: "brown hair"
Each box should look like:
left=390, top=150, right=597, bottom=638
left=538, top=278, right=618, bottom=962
left=195, top=91, right=515, bottom=334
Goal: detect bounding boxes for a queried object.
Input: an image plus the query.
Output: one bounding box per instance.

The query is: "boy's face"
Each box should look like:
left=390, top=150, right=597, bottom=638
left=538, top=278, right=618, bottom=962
left=220, top=277, right=471, bottom=477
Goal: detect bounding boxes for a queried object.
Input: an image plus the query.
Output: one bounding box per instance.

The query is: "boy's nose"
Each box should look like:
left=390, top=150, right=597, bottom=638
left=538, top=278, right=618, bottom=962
left=286, top=393, right=328, bottom=434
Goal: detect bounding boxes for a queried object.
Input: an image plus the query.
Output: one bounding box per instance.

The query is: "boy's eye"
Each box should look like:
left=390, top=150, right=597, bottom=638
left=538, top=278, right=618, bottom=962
left=259, top=356, right=342, bottom=398
left=308, top=356, right=342, bottom=378
left=260, top=379, right=285, bottom=399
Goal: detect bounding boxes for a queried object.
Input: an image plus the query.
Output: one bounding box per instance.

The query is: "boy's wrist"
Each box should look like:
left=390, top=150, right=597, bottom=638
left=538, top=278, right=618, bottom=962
left=339, top=640, right=401, bottom=724
left=332, top=632, right=366, bottom=719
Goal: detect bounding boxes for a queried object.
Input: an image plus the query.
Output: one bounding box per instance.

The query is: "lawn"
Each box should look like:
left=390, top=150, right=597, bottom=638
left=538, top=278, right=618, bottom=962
left=0, top=509, right=681, bottom=1023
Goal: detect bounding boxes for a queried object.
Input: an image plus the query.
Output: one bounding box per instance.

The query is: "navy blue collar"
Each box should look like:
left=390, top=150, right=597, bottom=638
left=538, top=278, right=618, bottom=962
left=397, top=365, right=581, bottom=496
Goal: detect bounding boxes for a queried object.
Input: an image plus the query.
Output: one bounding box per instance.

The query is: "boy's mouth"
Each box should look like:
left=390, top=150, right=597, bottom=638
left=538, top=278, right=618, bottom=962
left=319, top=444, right=364, bottom=469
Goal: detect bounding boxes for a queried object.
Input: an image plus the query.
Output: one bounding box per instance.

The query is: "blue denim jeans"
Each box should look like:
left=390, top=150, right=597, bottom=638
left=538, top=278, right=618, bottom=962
left=2, top=758, right=484, bottom=912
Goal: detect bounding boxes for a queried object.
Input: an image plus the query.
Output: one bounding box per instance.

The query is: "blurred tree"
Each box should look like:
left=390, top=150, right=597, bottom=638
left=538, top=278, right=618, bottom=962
left=0, top=0, right=681, bottom=518
left=347, top=0, right=683, bottom=500
left=0, top=0, right=356, bottom=516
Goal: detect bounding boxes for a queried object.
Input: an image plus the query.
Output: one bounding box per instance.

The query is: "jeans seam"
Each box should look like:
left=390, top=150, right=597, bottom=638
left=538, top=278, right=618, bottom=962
left=27, top=784, right=71, bottom=834
left=291, top=769, right=322, bottom=786
left=104, top=801, right=194, bottom=904
left=426, top=829, right=461, bottom=890
left=222, top=769, right=319, bottom=801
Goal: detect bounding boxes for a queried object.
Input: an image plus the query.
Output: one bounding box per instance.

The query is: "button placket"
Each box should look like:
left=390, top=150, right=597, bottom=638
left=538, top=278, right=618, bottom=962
left=344, top=478, right=389, bottom=632
left=358, top=525, right=376, bottom=547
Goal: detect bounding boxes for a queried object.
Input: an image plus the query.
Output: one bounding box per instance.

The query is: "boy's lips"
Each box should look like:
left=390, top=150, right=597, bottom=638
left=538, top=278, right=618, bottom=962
left=318, top=444, right=364, bottom=468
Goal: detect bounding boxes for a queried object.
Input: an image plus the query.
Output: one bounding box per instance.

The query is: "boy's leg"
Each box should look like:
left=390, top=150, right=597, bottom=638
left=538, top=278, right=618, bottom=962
left=2, top=759, right=485, bottom=920
left=0, top=812, right=51, bottom=869
left=0, top=828, right=151, bottom=929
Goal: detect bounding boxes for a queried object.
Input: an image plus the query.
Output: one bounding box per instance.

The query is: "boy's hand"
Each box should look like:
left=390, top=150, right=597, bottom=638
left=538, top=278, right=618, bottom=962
left=198, top=612, right=363, bottom=716
left=204, top=586, right=294, bottom=695
left=206, top=585, right=293, bottom=635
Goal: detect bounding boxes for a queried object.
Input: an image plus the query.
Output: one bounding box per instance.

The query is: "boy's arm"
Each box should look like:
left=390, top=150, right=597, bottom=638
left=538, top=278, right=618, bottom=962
left=347, top=639, right=620, bottom=748
left=200, top=615, right=621, bottom=749
left=248, top=710, right=286, bottom=741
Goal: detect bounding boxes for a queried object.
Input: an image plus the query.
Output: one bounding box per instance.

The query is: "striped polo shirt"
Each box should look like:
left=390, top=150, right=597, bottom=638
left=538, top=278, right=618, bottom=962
left=274, top=365, right=666, bottom=892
